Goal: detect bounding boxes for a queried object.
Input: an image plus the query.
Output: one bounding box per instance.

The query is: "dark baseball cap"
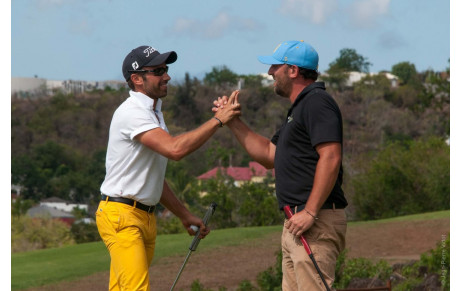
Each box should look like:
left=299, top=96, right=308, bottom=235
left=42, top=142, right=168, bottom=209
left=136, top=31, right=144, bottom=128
left=122, top=45, right=177, bottom=81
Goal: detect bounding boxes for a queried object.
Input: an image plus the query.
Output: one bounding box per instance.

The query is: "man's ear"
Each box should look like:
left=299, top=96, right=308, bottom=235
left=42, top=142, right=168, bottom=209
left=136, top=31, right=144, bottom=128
left=288, top=65, right=299, bottom=78
left=131, top=73, right=144, bottom=86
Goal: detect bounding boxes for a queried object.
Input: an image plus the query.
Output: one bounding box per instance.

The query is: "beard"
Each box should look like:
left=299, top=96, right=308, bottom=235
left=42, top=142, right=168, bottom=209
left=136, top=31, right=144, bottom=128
left=143, top=79, right=168, bottom=99
left=273, top=68, right=291, bottom=98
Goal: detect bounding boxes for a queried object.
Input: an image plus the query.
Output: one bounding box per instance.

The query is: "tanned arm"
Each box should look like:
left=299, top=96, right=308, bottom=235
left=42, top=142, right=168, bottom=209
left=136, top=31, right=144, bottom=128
left=136, top=91, right=240, bottom=161
left=285, top=142, right=342, bottom=236
left=226, top=117, right=276, bottom=169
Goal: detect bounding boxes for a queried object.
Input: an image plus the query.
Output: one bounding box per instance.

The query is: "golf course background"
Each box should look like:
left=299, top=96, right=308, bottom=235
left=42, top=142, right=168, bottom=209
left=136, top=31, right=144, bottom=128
left=12, top=210, right=450, bottom=290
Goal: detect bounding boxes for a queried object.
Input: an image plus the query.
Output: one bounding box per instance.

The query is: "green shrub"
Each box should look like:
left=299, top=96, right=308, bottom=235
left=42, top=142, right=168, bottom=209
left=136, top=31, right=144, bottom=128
left=393, top=278, right=424, bottom=291
left=392, top=235, right=449, bottom=291
left=190, top=279, right=227, bottom=291
left=190, top=279, right=213, bottom=291
left=156, top=216, right=187, bottom=235
left=12, top=216, right=74, bottom=252
left=420, top=234, right=449, bottom=290
left=353, top=137, right=449, bottom=220
left=237, top=280, right=257, bottom=291
left=333, top=257, right=392, bottom=289
left=256, top=250, right=283, bottom=291
left=70, top=222, right=101, bottom=243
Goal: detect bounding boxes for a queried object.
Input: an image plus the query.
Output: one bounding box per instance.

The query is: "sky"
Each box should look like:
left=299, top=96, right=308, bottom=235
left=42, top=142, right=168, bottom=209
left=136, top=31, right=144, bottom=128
left=11, top=0, right=451, bottom=83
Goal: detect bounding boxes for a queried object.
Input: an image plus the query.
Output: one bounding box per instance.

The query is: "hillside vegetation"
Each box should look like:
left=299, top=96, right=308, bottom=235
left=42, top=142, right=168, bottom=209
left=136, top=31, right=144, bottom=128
left=12, top=57, right=450, bottom=223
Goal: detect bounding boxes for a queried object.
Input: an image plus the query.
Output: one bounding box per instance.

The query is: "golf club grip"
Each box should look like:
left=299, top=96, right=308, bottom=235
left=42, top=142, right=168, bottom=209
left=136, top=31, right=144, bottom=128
left=189, top=202, right=217, bottom=251
left=283, top=205, right=313, bottom=255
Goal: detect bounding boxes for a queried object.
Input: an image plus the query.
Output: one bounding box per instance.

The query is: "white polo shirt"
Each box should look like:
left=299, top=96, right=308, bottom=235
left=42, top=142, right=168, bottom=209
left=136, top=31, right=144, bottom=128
left=100, top=90, right=168, bottom=206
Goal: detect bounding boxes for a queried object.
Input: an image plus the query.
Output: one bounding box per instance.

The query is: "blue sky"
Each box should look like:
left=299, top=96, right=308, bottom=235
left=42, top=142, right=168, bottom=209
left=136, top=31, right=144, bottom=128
left=11, top=0, right=451, bottom=83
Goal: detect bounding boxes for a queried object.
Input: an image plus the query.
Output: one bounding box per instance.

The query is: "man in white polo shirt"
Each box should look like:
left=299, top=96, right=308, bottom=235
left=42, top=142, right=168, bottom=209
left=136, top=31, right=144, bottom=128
left=96, top=45, right=240, bottom=291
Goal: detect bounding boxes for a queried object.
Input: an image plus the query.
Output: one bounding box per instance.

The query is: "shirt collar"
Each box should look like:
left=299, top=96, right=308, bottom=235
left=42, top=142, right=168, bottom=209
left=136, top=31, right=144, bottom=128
left=129, top=90, right=163, bottom=112
left=292, top=82, right=326, bottom=107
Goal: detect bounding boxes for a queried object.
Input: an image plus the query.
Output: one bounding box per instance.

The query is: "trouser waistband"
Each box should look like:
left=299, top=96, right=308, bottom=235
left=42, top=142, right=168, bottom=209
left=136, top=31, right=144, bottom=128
left=101, top=194, right=156, bottom=213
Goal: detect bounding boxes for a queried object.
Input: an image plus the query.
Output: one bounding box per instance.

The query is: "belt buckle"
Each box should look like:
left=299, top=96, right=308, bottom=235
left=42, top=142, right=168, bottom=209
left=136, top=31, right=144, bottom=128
left=147, top=205, right=155, bottom=213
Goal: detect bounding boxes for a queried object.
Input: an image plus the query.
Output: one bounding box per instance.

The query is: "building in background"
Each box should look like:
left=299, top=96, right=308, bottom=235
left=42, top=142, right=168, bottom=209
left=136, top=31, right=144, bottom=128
left=11, top=77, right=127, bottom=98
left=197, top=161, right=275, bottom=187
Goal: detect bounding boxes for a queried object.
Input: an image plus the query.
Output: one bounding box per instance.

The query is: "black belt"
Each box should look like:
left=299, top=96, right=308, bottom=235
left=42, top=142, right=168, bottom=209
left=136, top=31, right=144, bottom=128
left=101, top=194, right=156, bottom=213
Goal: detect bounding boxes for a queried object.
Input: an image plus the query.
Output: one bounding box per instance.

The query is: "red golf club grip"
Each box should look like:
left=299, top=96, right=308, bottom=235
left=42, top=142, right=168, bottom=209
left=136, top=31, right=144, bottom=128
left=283, top=205, right=313, bottom=255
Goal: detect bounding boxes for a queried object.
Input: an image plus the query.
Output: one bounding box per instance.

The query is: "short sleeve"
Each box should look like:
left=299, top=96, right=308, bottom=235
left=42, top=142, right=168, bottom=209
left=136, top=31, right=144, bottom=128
left=303, top=92, right=342, bottom=147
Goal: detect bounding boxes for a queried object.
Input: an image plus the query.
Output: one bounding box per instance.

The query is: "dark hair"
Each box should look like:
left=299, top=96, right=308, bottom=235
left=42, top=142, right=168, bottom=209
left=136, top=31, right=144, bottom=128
left=126, top=72, right=147, bottom=90
left=298, top=67, right=318, bottom=81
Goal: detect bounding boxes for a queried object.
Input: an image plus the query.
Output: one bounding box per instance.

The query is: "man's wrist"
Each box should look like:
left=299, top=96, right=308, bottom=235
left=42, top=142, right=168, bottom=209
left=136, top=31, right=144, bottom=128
left=304, top=208, right=319, bottom=220
left=213, top=117, right=224, bottom=127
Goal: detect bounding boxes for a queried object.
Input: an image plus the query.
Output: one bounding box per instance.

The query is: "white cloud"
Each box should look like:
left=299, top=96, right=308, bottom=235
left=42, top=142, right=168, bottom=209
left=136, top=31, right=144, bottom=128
left=278, top=0, right=339, bottom=25
left=349, top=0, right=391, bottom=28
left=168, top=12, right=264, bottom=40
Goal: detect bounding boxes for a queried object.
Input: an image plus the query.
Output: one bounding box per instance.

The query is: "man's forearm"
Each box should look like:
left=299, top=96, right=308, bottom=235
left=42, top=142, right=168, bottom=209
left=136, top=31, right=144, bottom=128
left=305, top=143, right=342, bottom=214
left=138, top=118, right=222, bottom=161
left=159, top=181, right=192, bottom=221
left=168, top=118, right=222, bottom=160
left=227, top=117, right=275, bottom=169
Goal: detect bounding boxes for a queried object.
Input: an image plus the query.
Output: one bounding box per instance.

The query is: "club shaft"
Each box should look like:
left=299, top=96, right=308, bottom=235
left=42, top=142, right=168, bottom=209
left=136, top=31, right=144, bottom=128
left=283, top=206, right=330, bottom=291
left=170, top=250, right=192, bottom=291
left=170, top=203, right=217, bottom=291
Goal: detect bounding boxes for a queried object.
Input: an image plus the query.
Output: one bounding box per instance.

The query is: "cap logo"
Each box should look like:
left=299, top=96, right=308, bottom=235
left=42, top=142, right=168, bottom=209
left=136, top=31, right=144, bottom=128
left=143, top=47, right=157, bottom=58
left=273, top=43, right=281, bottom=53
left=131, top=61, right=139, bottom=70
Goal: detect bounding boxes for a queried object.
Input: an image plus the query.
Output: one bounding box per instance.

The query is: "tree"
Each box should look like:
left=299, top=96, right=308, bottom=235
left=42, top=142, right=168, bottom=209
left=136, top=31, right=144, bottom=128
left=391, top=61, right=417, bottom=85
left=11, top=141, right=100, bottom=202
left=352, top=137, right=449, bottom=220
left=204, top=65, right=239, bottom=90
left=328, top=48, right=372, bottom=73
left=170, top=72, right=201, bottom=127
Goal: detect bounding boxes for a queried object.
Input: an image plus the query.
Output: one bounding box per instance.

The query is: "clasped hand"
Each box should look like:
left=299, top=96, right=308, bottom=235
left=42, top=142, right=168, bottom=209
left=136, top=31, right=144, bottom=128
left=285, top=210, right=316, bottom=237
left=212, top=90, right=241, bottom=122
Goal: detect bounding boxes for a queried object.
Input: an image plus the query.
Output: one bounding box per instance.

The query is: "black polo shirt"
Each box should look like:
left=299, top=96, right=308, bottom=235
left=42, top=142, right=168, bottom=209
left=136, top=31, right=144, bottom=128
left=271, top=82, right=348, bottom=210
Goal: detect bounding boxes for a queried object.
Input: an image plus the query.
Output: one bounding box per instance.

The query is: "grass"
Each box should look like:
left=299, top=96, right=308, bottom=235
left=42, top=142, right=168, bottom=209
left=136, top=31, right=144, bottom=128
left=348, top=210, right=450, bottom=226
left=11, top=210, right=450, bottom=290
left=11, top=225, right=282, bottom=290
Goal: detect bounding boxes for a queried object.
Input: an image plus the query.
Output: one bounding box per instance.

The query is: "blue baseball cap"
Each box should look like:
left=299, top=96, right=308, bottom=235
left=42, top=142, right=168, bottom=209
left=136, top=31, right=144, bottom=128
left=258, top=40, right=319, bottom=71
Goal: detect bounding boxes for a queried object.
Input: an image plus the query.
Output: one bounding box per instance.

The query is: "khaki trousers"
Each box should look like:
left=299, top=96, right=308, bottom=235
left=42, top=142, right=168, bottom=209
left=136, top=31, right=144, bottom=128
left=281, top=208, right=347, bottom=291
left=96, top=200, right=157, bottom=291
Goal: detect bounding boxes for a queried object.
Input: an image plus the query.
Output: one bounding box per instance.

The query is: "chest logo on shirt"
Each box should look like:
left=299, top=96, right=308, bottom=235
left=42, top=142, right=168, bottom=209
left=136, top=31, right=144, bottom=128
left=287, top=115, right=294, bottom=123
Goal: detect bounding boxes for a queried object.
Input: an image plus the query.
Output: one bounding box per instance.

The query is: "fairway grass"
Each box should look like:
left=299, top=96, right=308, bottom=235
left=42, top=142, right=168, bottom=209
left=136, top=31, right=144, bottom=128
left=348, top=210, right=450, bottom=226
left=11, top=225, right=282, bottom=290
left=11, top=211, right=449, bottom=290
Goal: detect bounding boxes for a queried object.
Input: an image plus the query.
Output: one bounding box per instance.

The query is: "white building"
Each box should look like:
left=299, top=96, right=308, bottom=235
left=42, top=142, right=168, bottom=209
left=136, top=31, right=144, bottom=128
left=260, top=73, right=274, bottom=87
left=11, top=77, right=127, bottom=98
left=40, top=197, right=88, bottom=212
left=321, top=71, right=399, bottom=88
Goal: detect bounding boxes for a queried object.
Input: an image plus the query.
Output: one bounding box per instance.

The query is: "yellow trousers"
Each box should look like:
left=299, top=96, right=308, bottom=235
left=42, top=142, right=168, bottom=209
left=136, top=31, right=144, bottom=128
left=96, top=200, right=157, bottom=291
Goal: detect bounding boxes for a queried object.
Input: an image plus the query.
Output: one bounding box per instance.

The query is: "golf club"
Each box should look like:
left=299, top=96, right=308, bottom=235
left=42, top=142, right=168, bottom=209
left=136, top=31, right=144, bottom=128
left=170, top=202, right=217, bottom=291
left=284, top=205, right=331, bottom=291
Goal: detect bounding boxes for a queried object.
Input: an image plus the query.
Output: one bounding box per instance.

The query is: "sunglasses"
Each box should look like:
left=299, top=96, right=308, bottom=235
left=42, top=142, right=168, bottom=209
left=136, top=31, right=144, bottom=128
left=129, top=66, right=169, bottom=76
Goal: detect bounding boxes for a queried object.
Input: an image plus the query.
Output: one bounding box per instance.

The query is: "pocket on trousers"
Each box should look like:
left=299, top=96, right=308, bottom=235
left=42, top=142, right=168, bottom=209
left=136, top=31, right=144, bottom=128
left=96, top=203, right=122, bottom=233
left=304, top=223, right=322, bottom=242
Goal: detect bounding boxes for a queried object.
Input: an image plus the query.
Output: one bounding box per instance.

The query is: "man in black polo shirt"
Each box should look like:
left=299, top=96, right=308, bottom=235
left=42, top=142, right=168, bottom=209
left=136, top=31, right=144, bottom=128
left=214, top=40, right=347, bottom=290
